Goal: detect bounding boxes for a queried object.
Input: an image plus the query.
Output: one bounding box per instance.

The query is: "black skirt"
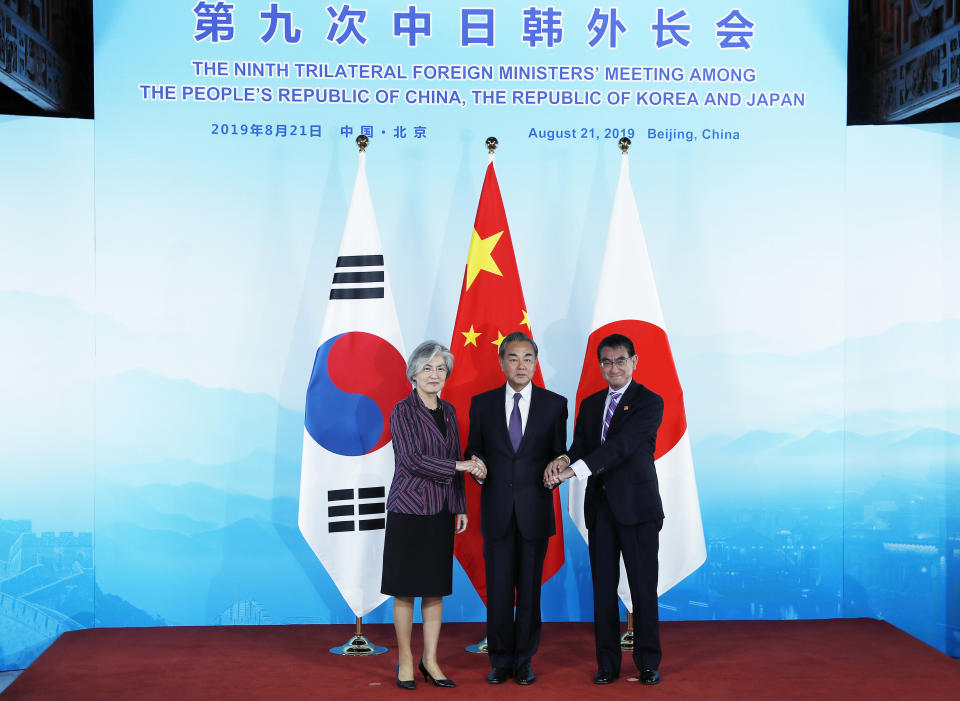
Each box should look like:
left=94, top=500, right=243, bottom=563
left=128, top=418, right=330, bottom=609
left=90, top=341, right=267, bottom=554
left=381, top=509, right=454, bottom=597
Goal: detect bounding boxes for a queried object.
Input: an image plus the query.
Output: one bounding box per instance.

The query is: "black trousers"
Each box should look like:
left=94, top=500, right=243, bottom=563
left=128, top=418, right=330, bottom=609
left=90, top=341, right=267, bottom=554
left=483, top=510, right=548, bottom=671
left=588, top=494, right=662, bottom=674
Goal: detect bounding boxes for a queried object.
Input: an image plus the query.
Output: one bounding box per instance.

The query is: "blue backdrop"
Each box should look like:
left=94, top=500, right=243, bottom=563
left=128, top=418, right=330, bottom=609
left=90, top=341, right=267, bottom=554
left=1, top=0, right=957, bottom=670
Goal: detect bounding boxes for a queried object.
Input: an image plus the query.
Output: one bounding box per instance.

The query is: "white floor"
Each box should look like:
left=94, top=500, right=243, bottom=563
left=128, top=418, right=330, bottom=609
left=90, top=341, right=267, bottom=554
left=0, top=671, right=22, bottom=694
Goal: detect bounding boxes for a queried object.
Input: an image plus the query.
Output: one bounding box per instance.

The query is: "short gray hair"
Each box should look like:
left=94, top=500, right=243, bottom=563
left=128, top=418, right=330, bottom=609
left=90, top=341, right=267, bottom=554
left=498, top=331, right=538, bottom=360
left=406, top=341, right=454, bottom=383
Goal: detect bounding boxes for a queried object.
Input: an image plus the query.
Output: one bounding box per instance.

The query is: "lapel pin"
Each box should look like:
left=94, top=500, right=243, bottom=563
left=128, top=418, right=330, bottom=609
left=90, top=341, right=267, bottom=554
left=623, top=405, right=629, bottom=411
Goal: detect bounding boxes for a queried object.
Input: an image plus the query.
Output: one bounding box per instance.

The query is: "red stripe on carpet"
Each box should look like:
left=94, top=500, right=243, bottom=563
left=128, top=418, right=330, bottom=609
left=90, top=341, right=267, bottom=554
left=5, top=619, right=958, bottom=700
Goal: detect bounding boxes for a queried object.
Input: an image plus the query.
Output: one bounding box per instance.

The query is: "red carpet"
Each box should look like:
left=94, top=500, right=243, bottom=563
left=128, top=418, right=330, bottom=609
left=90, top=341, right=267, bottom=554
left=5, top=619, right=958, bottom=700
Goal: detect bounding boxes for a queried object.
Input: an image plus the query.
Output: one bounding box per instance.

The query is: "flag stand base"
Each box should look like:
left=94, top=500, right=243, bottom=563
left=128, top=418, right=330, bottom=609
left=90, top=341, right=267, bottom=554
left=620, top=612, right=634, bottom=650
left=465, top=637, right=488, bottom=654
left=330, top=617, right=388, bottom=656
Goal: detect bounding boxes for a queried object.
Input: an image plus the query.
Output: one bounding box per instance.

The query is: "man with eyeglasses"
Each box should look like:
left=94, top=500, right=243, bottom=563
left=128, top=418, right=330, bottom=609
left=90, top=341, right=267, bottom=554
left=544, top=333, right=665, bottom=686
left=465, top=331, right=568, bottom=686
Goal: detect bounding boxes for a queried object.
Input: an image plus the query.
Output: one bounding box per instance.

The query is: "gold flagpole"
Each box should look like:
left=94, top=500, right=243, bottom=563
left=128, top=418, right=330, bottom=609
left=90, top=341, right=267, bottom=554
left=465, top=135, right=498, bottom=656
left=330, top=615, right=388, bottom=655
left=620, top=611, right=635, bottom=650
left=328, top=135, right=385, bottom=658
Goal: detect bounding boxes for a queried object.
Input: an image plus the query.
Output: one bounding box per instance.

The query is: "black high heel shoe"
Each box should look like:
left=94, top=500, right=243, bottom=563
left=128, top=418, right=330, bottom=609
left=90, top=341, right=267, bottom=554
left=396, top=664, right=416, bottom=690
left=419, top=659, right=456, bottom=688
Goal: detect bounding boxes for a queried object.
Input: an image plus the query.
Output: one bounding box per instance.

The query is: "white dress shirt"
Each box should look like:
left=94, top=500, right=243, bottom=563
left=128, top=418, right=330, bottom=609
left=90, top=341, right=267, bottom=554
left=504, top=381, right=533, bottom=435
left=570, top=379, right=632, bottom=480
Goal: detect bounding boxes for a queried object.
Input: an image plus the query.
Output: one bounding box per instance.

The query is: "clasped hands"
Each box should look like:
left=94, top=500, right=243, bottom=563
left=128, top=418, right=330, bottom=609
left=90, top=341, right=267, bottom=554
left=456, top=455, right=487, bottom=480
left=543, top=455, right=573, bottom=488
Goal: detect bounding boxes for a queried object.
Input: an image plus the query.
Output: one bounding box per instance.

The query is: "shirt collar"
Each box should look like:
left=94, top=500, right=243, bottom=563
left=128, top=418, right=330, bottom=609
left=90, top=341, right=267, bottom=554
left=608, top=379, right=632, bottom=398
left=506, top=381, right=533, bottom=403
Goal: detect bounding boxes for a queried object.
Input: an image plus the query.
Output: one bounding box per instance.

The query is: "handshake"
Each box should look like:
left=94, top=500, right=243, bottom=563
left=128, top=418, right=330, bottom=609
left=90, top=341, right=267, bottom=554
left=543, top=455, right=573, bottom=489
left=456, top=455, right=487, bottom=480
left=455, top=455, right=574, bottom=487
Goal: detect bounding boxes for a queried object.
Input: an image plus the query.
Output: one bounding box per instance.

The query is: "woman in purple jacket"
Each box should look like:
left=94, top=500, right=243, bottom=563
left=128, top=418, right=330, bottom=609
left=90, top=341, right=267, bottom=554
left=382, top=341, right=486, bottom=690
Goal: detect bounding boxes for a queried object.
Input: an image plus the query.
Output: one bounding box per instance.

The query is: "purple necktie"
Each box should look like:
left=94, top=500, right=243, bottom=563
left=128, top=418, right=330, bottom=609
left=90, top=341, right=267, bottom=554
left=601, top=391, right=622, bottom=443
left=509, top=392, right=523, bottom=451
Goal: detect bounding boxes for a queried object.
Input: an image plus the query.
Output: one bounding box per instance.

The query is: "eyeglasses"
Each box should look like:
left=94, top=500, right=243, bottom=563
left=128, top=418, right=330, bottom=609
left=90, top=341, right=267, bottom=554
left=599, top=356, right=635, bottom=369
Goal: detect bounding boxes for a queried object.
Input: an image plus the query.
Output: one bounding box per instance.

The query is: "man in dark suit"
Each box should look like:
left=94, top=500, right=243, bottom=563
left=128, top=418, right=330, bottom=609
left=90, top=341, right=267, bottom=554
left=545, top=333, right=665, bottom=686
left=466, top=331, right=567, bottom=686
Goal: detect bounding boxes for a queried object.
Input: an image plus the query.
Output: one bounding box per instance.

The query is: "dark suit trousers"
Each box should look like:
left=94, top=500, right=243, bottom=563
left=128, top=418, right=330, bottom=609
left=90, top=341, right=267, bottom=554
left=588, top=494, right=661, bottom=674
left=483, top=510, right=548, bottom=671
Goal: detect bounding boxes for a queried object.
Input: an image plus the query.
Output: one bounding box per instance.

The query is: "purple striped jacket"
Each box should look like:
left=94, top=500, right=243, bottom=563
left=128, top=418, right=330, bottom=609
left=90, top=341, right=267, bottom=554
left=386, top=391, right=467, bottom=515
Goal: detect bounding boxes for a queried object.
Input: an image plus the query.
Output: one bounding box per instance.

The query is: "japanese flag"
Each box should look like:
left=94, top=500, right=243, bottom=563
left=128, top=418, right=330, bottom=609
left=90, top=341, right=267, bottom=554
left=568, top=152, right=706, bottom=607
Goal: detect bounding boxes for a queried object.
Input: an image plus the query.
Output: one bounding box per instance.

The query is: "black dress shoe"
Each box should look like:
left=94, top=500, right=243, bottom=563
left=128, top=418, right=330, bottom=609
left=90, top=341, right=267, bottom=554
left=395, top=664, right=416, bottom=690
left=419, top=659, right=456, bottom=688
left=514, top=662, right=536, bottom=685
left=640, top=668, right=661, bottom=685
left=593, top=670, right=618, bottom=684
left=487, top=667, right=511, bottom=684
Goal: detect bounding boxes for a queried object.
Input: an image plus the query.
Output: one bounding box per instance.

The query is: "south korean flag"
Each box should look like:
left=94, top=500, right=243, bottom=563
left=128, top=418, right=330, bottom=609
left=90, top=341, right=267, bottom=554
left=299, top=151, right=409, bottom=617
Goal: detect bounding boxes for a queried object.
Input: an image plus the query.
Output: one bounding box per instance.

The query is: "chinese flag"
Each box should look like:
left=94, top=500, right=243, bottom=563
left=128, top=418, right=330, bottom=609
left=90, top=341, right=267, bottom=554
left=446, top=159, right=564, bottom=604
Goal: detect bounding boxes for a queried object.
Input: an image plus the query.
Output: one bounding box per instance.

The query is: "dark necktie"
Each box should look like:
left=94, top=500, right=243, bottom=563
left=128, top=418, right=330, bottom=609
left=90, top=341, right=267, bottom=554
left=601, top=391, right=622, bottom=443
left=509, top=392, right=522, bottom=451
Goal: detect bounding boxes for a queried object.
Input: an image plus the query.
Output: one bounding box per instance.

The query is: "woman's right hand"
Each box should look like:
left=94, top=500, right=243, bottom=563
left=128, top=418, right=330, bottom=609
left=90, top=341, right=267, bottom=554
left=456, top=456, right=487, bottom=480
